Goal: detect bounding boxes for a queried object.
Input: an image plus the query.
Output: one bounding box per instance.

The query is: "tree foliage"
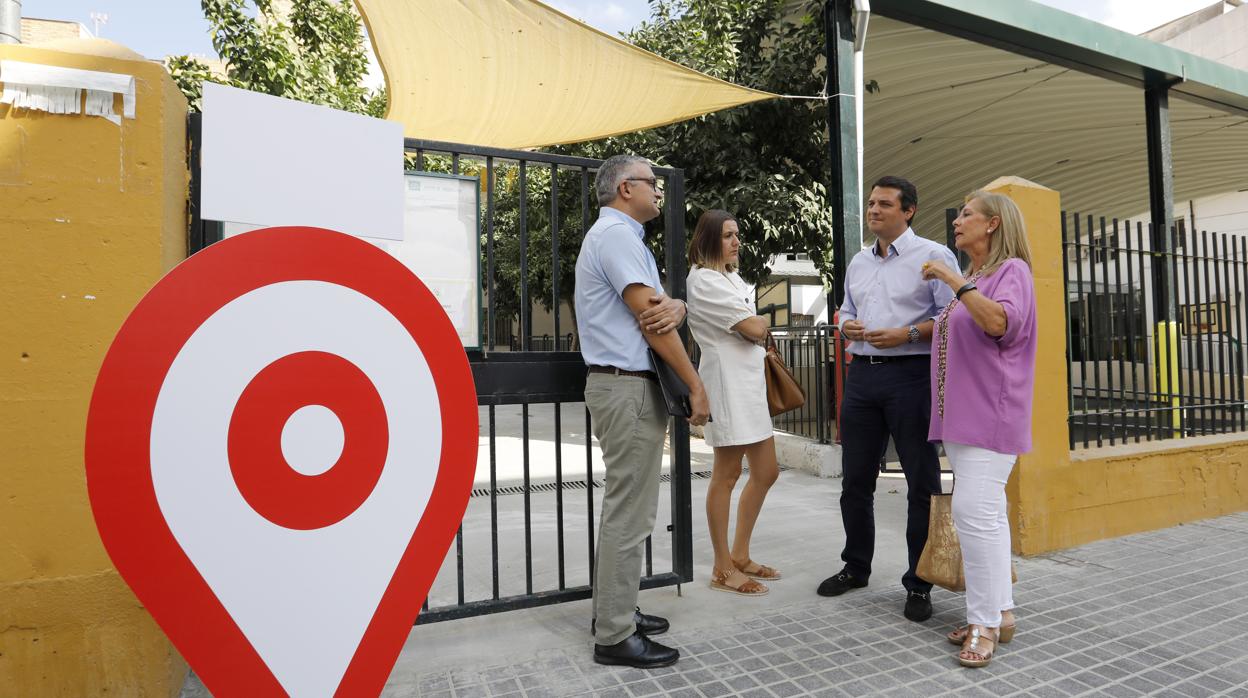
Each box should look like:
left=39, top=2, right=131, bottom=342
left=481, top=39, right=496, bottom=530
left=168, top=0, right=385, bottom=116
left=554, top=0, right=835, bottom=287
left=481, top=0, right=834, bottom=332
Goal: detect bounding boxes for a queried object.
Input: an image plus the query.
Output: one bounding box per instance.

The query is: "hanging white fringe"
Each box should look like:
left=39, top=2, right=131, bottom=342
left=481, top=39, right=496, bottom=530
left=1, top=84, right=82, bottom=114
left=0, top=60, right=136, bottom=124
left=85, top=88, right=121, bottom=125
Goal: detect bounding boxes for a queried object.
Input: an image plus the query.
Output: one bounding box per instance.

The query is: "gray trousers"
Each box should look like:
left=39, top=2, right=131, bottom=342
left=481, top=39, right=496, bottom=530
left=584, top=372, right=668, bottom=645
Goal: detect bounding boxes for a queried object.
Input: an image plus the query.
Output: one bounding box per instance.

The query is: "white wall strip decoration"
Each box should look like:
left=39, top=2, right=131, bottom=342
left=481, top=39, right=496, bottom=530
left=0, top=60, right=136, bottom=124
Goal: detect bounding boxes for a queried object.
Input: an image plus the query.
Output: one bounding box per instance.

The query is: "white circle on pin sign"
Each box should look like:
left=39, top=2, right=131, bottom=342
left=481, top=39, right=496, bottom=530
left=281, top=405, right=345, bottom=476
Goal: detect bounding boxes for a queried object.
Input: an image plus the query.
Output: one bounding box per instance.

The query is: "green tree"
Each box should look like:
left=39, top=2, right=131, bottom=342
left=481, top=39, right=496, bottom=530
left=479, top=0, right=833, bottom=342
left=638, top=0, right=834, bottom=285
left=557, top=0, right=836, bottom=287
left=167, top=0, right=385, bottom=116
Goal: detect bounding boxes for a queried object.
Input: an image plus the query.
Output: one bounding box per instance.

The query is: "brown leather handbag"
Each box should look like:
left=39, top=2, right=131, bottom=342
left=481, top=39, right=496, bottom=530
left=763, top=335, right=806, bottom=416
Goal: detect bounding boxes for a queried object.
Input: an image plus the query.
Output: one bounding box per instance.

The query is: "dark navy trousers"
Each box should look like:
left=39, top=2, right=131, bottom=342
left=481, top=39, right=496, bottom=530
left=838, top=354, right=943, bottom=593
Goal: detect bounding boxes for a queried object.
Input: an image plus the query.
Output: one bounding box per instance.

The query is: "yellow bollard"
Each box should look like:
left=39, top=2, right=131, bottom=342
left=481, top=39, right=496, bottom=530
left=1153, top=320, right=1181, bottom=437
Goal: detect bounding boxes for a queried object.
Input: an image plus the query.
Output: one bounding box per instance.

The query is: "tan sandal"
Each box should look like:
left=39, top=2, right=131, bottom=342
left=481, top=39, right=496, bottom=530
left=957, top=625, right=998, bottom=668
left=948, top=613, right=1015, bottom=645
left=710, top=567, right=769, bottom=596
left=733, top=558, right=782, bottom=581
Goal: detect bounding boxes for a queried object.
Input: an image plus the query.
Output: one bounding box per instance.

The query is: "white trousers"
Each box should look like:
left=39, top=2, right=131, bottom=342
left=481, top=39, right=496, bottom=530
left=945, top=442, right=1017, bottom=627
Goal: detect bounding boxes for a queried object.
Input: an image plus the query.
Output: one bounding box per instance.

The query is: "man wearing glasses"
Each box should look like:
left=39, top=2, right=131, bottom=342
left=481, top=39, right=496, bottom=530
left=576, top=154, right=709, bottom=668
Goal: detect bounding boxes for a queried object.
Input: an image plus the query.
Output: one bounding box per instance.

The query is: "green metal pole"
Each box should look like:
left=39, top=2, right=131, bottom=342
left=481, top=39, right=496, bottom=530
left=825, top=0, right=862, bottom=310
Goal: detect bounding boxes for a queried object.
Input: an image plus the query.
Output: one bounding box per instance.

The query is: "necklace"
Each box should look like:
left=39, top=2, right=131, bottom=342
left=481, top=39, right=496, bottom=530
left=935, top=270, right=984, bottom=419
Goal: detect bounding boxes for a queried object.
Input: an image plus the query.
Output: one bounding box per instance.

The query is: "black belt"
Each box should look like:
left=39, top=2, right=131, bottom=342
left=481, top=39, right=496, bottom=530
left=853, top=354, right=929, bottom=365
left=588, top=365, right=658, bottom=381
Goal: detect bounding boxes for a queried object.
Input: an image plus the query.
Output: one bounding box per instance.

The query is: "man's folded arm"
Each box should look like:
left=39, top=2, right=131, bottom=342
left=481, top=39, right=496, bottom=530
left=621, top=284, right=702, bottom=390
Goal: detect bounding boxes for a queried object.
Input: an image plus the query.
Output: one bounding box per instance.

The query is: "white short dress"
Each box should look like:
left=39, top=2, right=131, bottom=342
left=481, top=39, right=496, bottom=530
left=686, top=266, right=773, bottom=448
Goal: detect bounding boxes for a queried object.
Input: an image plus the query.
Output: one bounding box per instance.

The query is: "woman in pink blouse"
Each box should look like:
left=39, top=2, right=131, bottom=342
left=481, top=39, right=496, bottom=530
left=921, top=191, right=1037, bottom=668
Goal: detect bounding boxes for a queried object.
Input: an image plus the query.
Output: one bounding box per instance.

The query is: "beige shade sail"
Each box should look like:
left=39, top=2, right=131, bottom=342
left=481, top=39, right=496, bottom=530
left=355, top=0, right=778, bottom=149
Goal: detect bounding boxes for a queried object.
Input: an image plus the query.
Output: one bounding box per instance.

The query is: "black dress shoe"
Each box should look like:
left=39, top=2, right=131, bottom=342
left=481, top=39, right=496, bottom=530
left=904, top=590, right=933, bottom=622
left=593, top=631, right=679, bottom=668
left=591, top=607, right=670, bottom=636
left=816, top=570, right=867, bottom=597
left=634, top=608, right=669, bottom=635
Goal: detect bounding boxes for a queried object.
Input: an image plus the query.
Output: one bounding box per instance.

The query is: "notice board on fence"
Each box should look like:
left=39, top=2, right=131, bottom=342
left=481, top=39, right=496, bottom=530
left=377, top=173, right=481, bottom=349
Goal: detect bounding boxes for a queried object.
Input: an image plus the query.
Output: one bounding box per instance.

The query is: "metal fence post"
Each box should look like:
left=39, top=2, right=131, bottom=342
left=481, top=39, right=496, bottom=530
left=662, top=170, right=694, bottom=584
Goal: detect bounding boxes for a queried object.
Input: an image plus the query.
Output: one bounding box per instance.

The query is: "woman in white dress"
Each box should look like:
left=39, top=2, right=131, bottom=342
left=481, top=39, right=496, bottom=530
left=686, top=210, right=780, bottom=596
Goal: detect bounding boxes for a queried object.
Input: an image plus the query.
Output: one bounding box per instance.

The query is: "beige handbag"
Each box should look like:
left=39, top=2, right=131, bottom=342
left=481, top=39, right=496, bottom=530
left=763, top=335, right=806, bottom=417
left=916, top=489, right=1018, bottom=593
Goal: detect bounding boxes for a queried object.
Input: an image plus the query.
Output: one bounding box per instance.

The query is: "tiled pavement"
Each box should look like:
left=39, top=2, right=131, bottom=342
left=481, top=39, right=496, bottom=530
left=384, top=512, right=1248, bottom=697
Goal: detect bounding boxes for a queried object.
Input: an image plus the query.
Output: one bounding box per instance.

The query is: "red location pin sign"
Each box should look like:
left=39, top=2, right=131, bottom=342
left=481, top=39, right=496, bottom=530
left=85, top=226, right=478, bottom=697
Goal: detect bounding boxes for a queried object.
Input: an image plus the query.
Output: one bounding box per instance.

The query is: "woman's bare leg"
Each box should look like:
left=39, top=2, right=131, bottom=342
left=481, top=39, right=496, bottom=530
left=730, top=437, right=779, bottom=566
left=707, top=445, right=747, bottom=576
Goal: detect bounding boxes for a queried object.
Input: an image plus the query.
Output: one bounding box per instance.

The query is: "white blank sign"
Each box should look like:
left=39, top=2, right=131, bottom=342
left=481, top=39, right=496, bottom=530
left=201, top=82, right=404, bottom=241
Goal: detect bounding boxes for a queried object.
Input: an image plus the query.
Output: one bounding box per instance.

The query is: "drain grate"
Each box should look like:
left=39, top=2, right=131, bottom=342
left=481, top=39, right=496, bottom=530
left=469, top=467, right=786, bottom=498
left=470, top=480, right=604, bottom=498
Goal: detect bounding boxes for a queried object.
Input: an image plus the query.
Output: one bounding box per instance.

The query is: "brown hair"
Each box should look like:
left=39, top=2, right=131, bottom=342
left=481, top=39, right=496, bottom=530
left=687, top=209, right=738, bottom=272
left=871, top=175, right=918, bottom=225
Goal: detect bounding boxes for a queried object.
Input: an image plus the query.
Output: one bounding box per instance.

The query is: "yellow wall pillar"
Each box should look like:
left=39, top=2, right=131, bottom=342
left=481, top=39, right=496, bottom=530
left=980, top=177, right=1072, bottom=555
left=988, top=176, right=1248, bottom=555
left=0, top=41, right=189, bottom=694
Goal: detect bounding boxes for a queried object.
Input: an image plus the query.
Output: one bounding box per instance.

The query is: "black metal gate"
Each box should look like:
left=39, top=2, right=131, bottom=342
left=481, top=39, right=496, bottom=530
left=187, top=121, right=694, bottom=624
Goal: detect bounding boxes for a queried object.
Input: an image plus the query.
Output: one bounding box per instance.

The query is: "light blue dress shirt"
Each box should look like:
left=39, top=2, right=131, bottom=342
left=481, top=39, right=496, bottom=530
left=838, top=228, right=958, bottom=357
left=574, top=207, right=664, bottom=371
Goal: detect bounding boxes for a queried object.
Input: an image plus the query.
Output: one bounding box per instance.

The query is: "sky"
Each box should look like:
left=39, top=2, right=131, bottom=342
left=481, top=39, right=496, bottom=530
left=31, top=0, right=1228, bottom=63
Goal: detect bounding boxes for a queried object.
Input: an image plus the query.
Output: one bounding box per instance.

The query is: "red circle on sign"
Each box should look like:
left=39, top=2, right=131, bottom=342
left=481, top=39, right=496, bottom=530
left=227, top=351, right=388, bottom=529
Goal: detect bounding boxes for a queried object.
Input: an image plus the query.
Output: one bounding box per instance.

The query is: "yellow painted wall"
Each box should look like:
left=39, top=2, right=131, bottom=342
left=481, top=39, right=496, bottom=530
left=1062, top=435, right=1246, bottom=542
left=989, top=177, right=1248, bottom=555
left=0, top=41, right=189, bottom=695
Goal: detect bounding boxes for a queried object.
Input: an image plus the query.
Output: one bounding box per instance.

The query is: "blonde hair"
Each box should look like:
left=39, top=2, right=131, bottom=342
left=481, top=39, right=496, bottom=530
left=966, top=190, right=1032, bottom=276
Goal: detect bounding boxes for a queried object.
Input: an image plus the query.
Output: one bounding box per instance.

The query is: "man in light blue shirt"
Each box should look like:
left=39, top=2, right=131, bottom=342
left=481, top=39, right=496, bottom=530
left=575, top=154, right=709, bottom=669
left=839, top=227, right=958, bottom=357
left=817, top=176, right=956, bottom=625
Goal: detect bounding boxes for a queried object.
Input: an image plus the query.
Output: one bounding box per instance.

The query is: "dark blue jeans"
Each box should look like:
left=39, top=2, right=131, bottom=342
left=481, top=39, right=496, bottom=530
left=838, top=355, right=942, bottom=593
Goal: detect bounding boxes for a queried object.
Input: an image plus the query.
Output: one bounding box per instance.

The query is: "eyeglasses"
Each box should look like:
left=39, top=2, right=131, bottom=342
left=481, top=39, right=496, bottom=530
left=624, top=177, right=663, bottom=192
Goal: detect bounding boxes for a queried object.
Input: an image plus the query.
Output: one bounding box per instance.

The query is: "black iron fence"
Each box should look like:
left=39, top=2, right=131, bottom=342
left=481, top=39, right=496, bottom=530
left=1062, top=212, right=1248, bottom=448
left=400, top=140, right=694, bottom=623
left=510, top=333, right=575, bottom=352
left=768, top=325, right=844, bottom=444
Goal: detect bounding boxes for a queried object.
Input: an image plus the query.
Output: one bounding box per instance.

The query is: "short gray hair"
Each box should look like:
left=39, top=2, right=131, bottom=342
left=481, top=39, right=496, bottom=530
left=595, top=154, right=650, bottom=206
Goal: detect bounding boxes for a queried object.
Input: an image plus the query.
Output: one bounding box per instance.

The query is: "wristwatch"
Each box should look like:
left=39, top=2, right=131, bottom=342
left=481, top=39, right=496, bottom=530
left=907, top=324, right=920, bottom=344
